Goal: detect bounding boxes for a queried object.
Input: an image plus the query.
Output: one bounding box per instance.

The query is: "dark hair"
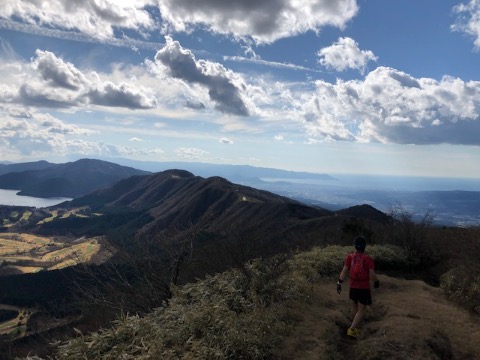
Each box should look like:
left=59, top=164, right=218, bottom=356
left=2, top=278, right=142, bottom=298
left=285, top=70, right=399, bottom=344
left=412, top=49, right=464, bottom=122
left=354, top=236, right=367, bottom=252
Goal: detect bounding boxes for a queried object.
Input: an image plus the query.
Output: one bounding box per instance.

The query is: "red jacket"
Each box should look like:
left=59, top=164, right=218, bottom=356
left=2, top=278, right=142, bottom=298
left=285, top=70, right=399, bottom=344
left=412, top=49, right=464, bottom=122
left=345, top=252, right=374, bottom=289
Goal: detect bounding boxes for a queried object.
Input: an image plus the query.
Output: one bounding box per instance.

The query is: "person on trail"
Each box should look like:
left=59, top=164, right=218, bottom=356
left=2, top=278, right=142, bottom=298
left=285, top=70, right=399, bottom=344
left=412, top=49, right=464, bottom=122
left=336, top=236, right=379, bottom=339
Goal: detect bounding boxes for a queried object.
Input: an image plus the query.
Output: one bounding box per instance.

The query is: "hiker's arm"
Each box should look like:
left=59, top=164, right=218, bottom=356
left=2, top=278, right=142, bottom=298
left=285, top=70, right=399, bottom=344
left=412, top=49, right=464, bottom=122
left=339, top=265, right=349, bottom=282
left=337, top=265, right=349, bottom=294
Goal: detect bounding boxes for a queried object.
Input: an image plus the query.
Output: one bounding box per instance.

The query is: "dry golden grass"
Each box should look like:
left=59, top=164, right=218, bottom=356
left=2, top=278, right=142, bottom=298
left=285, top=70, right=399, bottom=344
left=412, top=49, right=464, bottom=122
left=8, top=266, right=44, bottom=273
left=36, top=210, right=59, bottom=224
left=20, top=211, right=32, bottom=221
left=276, top=275, right=480, bottom=360
left=0, top=233, right=103, bottom=274
left=55, top=245, right=480, bottom=360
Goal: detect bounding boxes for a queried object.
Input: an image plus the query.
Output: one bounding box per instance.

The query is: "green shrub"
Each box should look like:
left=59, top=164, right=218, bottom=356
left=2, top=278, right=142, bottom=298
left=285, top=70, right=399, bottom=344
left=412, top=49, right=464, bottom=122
left=291, top=244, right=409, bottom=284
left=440, top=263, right=480, bottom=315
left=367, top=244, right=409, bottom=271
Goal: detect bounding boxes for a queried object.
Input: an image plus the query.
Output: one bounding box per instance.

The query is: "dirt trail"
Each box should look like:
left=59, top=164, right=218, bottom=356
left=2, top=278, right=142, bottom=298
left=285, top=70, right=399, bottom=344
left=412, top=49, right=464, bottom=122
left=277, top=275, right=480, bottom=359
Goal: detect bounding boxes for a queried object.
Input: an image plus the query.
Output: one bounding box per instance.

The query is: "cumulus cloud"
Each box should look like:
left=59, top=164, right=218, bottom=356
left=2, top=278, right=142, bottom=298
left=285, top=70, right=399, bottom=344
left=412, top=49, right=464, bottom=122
left=219, top=137, right=234, bottom=144
left=33, top=50, right=87, bottom=90
left=155, top=37, right=250, bottom=116
left=452, top=0, right=480, bottom=49
left=1, top=50, right=157, bottom=110
left=317, top=37, right=378, bottom=74
left=87, top=81, right=157, bottom=109
left=0, top=0, right=156, bottom=41
left=301, top=67, right=480, bottom=145
left=158, top=0, right=358, bottom=44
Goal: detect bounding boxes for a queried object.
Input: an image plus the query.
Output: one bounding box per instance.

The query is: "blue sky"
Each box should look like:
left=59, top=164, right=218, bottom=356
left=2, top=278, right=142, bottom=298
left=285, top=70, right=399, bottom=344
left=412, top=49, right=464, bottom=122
left=1, top=0, right=480, bottom=178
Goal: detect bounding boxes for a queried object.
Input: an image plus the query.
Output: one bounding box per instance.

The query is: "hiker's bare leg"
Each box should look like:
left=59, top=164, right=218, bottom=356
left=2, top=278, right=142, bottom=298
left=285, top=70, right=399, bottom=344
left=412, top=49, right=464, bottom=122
left=351, top=301, right=358, bottom=321
left=351, top=303, right=366, bottom=329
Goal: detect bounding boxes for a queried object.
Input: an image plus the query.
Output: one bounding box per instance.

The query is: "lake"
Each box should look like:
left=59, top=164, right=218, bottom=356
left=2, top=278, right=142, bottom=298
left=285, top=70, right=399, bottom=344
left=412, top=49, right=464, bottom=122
left=0, top=189, right=72, bottom=207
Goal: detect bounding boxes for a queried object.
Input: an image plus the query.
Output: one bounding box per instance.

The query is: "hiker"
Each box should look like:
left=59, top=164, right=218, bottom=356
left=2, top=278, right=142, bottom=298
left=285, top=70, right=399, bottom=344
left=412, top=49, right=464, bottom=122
left=336, top=236, right=379, bottom=338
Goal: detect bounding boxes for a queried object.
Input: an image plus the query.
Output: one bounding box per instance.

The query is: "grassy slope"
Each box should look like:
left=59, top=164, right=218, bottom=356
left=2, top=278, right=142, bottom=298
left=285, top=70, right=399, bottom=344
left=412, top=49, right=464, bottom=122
left=279, top=276, right=480, bottom=359
left=51, top=245, right=480, bottom=360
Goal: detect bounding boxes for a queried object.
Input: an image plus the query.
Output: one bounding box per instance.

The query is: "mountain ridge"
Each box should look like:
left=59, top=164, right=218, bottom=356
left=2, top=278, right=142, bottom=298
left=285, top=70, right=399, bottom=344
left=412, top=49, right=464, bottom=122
left=38, top=169, right=337, bottom=252
left=0, top=159, right=150, bottom=198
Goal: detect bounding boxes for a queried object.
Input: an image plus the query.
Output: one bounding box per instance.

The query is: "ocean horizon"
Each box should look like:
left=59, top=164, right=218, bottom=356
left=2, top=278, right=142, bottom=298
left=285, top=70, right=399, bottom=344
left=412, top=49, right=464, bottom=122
left=261, top=174, right=480, bottom=192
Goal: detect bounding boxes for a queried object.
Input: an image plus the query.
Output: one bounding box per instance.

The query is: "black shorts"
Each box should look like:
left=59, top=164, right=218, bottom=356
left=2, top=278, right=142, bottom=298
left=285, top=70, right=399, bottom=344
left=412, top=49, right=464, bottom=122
left=349, top=288, right=372, bottom=305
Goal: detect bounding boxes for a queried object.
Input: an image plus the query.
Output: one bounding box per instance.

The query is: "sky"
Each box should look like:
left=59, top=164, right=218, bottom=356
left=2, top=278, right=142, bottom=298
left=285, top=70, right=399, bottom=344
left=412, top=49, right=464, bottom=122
left=0, top=0, right=480, bottom=178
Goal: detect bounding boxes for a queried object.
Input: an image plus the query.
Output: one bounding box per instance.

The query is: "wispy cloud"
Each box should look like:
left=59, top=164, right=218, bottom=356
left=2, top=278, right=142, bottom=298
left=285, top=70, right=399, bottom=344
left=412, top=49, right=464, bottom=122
left=175, top=147, right=209, bottom=159
left=223, top=55, right=325, bottom=73
left=0, top=19, right=164, bottom=51
left=0, top=1, right=156, bottom=40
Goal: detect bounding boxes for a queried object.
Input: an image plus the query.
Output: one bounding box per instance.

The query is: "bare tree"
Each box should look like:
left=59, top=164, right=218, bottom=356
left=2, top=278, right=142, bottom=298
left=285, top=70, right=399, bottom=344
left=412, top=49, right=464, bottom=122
left=386, top=203, right=436, bottom=266
left=69, top=225, right=202, bottom=316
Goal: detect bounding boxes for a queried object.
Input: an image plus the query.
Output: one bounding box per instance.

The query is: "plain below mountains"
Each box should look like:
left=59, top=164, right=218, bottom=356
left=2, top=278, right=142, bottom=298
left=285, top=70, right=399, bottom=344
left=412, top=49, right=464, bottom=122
left=0, top=159, right=150, bottom=198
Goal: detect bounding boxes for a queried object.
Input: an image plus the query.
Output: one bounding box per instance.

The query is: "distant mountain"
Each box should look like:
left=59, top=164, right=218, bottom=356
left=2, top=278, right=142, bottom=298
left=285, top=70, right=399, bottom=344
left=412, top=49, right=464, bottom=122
left=0, top=159, right=150, bottom=198
left=0, top=160, right=55, bottom=176
left=336, top=204, right=391, bottom=223
left=98, top=158, right=337, bottom=183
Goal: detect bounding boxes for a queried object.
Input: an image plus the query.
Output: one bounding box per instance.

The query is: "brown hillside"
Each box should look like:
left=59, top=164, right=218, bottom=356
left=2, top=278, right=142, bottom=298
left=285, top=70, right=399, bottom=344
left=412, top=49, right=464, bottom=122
left=278, top=275, right=480, bottom=360
left=61, top=170, right=337, bottom=250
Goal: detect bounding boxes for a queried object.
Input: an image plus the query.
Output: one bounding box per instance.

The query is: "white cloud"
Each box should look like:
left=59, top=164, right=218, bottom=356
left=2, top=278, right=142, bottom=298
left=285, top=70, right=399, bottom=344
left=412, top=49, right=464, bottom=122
left=219, top=137, right=234, bottom=144
left=0, top=107, right=165, bottom=158
left=317, top=37, right=377, bottom=74
left=33, top=49, right=87, bottom=90
left=274, top=134, right=284, bottom=141
left=224, top=55, right=322, bottom=73
left=0, top=108, right=96, bottom=157
left=86, top=80, right=157, bottom=109
left=154, top=36, right=251, bottom=116
left=452, top=0, right=480, bottom=49
left=175, top=147, right=209, bottom=159
left=301, top=67, right=480, bottom=145
left=129, top=137, right=143, bottom=142
left=0, top=0, right=156, bottom=41
left=0, top=50, right=157, bottom=110
left=158, top=0, right=359, bottom=44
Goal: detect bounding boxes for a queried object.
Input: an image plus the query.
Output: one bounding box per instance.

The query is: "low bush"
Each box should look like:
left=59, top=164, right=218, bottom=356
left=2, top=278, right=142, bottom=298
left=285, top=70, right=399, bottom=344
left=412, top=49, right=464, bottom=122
left=440, top=262, right=480, bottom=315
left=291, top=244, right=409, bottom=284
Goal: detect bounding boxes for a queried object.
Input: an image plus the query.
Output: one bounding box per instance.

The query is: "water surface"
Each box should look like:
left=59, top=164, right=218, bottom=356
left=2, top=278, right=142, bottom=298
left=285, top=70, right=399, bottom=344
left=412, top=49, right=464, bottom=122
left=0, top=189, right=71, bottom=207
